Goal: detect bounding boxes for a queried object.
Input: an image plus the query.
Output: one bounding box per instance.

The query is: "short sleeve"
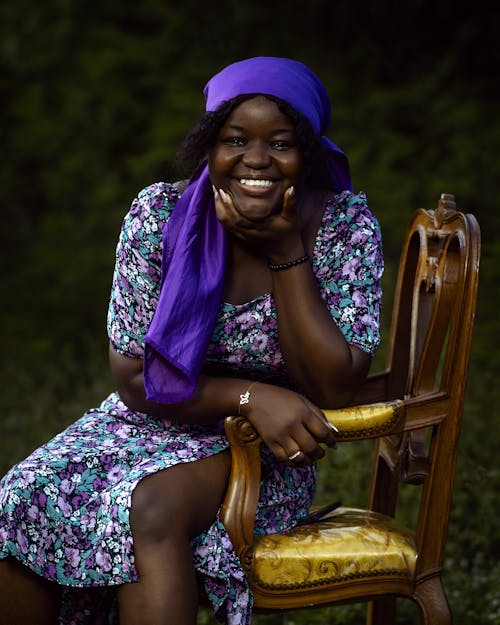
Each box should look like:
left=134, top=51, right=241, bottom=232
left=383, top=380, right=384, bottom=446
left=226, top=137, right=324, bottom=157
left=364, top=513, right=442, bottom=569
left=313, top=191, right=384, bottom=356
left=106, top=182, right=180, bottom=357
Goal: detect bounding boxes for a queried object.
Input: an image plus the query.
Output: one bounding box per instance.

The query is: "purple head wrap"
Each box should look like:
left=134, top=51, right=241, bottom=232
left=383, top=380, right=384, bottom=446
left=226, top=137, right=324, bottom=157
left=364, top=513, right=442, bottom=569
left=144, top=57, right=352, bottom=404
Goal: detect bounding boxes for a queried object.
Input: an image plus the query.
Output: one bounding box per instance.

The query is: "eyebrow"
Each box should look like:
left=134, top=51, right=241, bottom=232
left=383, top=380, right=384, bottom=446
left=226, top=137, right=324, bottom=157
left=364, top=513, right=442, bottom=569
left=225, top=124, right=295, bottom=135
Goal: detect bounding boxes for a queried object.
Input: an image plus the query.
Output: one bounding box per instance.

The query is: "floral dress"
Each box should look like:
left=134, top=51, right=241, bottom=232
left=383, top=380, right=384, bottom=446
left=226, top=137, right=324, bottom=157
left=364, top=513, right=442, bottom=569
left=0, top=182, right=383, bottom=625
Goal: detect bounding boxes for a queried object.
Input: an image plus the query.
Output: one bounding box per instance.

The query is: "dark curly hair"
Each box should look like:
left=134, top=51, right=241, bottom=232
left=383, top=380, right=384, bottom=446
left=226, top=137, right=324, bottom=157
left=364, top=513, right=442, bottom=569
left=174, top=94, right=333, bottom=189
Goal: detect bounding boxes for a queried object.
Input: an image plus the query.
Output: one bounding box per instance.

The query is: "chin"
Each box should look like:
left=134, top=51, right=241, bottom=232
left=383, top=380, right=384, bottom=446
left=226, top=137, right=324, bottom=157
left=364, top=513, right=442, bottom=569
left=233, top=199, right=280, bottom=222
left=238, top=209, right=274, bottom=222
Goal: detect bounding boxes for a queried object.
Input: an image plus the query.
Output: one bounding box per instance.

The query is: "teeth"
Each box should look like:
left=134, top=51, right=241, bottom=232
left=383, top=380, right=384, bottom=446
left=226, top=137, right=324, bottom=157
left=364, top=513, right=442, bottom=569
left=239, top=179, right=273, bottom=187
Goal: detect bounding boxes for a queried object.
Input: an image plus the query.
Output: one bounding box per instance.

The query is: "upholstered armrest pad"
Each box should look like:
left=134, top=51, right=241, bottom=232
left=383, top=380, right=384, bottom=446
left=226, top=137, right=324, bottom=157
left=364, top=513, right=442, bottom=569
left=323, top=399, right=404, bottom=440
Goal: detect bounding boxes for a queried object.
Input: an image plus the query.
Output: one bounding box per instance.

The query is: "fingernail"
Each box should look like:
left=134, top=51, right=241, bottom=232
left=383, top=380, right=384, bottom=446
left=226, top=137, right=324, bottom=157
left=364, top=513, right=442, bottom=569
left=330, top=423, right=339, bottom=433
left=219, top=188, right=228, bottom=202
left=289, top=185, right=295, bottom=197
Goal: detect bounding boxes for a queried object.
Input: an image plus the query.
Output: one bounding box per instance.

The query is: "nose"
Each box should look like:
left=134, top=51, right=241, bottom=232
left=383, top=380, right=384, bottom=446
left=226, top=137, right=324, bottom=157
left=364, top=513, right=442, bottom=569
left=242, top=141, right=271, bottom=169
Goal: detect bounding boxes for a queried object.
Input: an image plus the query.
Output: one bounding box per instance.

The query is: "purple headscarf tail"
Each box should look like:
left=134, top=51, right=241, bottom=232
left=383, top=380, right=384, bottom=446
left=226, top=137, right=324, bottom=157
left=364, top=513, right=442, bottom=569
left=322, top=137, right=353, bottom=193
left=144, top=165, right=227, bottom=403
left=144, top=57, right=352, bottom=404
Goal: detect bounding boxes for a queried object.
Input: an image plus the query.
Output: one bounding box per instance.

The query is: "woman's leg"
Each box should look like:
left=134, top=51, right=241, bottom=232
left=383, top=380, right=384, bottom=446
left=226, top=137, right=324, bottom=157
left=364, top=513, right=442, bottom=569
left=0, top=557, right=61, bottom=625
left=117, top=451, right=231, bottom=625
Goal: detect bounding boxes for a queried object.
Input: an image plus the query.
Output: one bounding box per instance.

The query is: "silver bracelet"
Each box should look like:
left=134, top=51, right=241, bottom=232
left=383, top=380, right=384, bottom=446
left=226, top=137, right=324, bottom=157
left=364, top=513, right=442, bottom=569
left=238, top=382, right=258, bottom=415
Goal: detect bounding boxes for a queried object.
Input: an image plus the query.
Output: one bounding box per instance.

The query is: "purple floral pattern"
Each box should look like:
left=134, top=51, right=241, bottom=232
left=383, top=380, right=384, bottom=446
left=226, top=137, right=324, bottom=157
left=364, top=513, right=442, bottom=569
left=0, top=182, right=383, bottom=625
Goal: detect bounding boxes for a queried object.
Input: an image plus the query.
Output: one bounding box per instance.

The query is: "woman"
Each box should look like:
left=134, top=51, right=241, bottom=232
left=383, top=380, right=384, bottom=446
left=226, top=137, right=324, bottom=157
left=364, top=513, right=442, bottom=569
left=0, top=57, right=383, bottom=625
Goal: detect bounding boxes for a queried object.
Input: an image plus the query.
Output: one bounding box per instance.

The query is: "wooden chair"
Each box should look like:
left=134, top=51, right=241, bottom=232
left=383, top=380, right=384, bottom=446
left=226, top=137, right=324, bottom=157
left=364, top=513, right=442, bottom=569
left=220, top=194, right=481, bottom=624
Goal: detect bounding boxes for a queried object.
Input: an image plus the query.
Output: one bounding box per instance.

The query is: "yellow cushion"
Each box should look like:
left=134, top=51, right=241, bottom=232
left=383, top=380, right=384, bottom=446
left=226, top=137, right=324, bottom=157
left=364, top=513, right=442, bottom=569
left=323, top=400, right=404, bottom=439
left=251, top=507, right=417, bottom=590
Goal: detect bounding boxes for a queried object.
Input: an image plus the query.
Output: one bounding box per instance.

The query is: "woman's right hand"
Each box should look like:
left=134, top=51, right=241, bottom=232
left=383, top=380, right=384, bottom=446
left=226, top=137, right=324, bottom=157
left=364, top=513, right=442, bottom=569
left=239, top=382, right=337, bottom=467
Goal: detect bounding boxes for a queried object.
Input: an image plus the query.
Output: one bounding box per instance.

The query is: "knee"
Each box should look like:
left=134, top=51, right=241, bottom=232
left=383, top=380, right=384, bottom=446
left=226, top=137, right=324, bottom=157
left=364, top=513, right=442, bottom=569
left=130, top=475, right=188, bottom=546
left=130, top=454, right=231, bottom=547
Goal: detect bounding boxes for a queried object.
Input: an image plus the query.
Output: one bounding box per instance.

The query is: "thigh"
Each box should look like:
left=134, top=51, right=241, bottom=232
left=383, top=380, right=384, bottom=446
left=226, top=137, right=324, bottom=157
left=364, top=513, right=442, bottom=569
left=130, top=451, right=231, bottom=542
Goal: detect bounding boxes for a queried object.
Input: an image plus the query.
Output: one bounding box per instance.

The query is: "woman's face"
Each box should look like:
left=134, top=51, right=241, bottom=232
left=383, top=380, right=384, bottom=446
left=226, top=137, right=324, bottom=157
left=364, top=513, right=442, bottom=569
left=208, top=96, right=303, bottom=221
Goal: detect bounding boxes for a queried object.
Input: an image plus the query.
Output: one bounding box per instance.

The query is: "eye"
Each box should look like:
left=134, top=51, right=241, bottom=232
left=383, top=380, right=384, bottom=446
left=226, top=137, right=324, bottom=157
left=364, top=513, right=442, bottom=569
left=222, top=136, right=246, bottom=146
left=271, top=140, right=293, bottom=151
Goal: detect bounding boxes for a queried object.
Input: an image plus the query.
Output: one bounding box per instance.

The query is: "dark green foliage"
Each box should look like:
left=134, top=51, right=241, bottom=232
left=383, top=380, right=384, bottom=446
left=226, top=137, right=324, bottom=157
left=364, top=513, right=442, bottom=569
left=1, top=1, right=499, bottom=622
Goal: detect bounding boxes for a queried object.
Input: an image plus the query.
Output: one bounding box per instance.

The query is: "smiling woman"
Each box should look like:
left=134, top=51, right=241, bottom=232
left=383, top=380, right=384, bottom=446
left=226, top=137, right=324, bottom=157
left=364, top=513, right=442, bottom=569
left=0, top=57, right=383, bottom=625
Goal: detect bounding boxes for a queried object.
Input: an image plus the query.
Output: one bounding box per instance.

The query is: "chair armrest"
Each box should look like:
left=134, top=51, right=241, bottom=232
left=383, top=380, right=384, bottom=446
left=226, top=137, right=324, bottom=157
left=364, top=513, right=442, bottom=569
left=220, top=399, right=403, bottom=563
left=220, top=416, right=263, bottom=567
left=220, top=393, right=447, bottom=564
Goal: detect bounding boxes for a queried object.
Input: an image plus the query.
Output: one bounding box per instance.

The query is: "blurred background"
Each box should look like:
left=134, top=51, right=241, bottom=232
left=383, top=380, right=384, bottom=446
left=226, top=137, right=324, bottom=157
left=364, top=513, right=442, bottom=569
left=1, top=0, right=499, bottom=623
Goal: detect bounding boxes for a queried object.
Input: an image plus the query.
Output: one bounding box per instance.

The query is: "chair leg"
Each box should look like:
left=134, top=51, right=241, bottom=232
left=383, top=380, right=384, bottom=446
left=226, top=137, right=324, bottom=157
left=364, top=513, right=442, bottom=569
left=413, top=576, right=452, bottom=625
left=366, top=597, right=396, bottom=625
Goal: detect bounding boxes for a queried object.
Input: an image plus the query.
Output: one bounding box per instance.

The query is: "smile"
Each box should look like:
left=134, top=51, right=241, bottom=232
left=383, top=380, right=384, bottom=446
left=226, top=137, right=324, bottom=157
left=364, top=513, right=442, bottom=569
left=239, top=179, right=274, bottom=187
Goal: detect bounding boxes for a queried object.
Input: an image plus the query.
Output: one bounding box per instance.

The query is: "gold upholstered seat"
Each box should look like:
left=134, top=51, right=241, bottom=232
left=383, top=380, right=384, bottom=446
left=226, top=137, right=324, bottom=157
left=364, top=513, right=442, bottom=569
left=251, top=507, right=417, bottom=591
left=221, top=195, right=481, bottom=624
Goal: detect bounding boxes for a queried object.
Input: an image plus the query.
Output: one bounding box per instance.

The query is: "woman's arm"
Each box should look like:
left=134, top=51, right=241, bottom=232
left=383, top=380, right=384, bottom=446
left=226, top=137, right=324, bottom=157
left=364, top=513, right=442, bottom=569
left=109, top=344, right=336, bottom=465
left=110, top=343, right=248, bottom=422
left=213, top=187, right=381, bottom=407
left=270, top=261, right=371, bottom=407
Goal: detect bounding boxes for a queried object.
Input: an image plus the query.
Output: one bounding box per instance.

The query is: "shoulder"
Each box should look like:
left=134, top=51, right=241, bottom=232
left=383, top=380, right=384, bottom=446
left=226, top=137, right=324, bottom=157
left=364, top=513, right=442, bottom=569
left=119, top=182, right=182, bottom=246
left=129, top=181, right=182, bottom=223
left=320, top=190, right=382, bottom=250
left=136, top=180, right=186, bottom=204
left=314, top=190, right=383, bottom=270
left=323, top=190, right=379, bottom=231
